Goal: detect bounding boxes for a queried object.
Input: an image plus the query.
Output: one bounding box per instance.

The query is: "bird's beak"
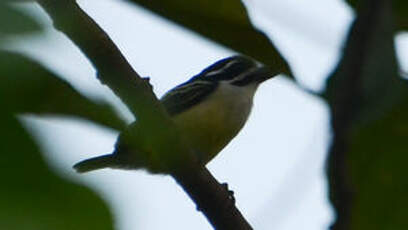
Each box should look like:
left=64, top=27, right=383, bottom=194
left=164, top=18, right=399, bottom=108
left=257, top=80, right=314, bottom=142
left=252, top=65, right=276, bottom=83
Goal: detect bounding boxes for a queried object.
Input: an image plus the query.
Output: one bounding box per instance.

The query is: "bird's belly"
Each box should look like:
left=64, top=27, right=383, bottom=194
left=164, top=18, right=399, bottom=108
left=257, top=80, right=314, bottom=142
left=172, top=92, right=253, bottom=164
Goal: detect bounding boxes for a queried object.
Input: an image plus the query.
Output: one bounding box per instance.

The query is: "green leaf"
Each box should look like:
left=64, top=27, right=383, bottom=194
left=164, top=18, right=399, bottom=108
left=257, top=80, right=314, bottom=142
left=0, top=51, right=127, bottom=131
left=127, top=0, right=292, bottom=77
left=347, top=89, right=408, bottom=230
left=325, top=1, right=408, bottom=229
left=0, top=107, right=115, bottom=230
left=325, top=0, right=404, bottom=124
left=346, top=0, right=408, bottom=31
left=0, top=3, right=43, bottom=37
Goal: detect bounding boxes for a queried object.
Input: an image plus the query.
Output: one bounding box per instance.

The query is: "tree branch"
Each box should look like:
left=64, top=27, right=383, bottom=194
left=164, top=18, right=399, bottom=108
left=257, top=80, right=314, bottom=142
left=36, top=0, right=252, bottom=229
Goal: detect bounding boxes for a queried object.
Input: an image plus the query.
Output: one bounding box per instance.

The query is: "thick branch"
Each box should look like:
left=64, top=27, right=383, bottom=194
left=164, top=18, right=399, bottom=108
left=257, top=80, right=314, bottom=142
left=37, top=0, right=252, bottom=229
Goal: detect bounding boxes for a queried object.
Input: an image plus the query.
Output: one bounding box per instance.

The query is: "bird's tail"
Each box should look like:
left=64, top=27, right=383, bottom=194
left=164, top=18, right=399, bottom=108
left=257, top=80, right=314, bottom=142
left=73, top=154, right=116, bottom=173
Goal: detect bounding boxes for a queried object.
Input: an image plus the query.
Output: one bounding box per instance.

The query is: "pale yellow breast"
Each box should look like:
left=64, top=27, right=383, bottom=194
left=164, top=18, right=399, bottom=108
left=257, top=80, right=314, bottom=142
left=171, top=82, right=258, bottom=164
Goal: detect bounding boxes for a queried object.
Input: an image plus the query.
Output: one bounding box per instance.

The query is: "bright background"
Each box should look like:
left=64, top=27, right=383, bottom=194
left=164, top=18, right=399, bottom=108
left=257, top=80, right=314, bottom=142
left=8, top=0, right=408, bottom=229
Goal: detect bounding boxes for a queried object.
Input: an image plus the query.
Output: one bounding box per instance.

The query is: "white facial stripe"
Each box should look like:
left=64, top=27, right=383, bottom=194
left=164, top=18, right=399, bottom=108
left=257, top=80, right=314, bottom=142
left=204, top=59, right=241, bottom=77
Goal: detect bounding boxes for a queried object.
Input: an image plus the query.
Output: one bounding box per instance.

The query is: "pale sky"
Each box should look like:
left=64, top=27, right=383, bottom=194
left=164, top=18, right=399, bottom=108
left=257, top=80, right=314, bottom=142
left=8, top=0, right=408, bottom=230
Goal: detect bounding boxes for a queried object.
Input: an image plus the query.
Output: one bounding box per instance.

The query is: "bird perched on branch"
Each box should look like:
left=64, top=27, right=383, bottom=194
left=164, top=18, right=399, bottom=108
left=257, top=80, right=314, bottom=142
left=74, top=55, right=276, bottom=173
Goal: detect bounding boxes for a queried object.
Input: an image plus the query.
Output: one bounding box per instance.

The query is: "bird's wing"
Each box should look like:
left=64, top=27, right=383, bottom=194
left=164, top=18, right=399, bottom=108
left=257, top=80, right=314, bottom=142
left=161, top=55, right=255, bottom=116
left=161, top=80, right=217, bottom=116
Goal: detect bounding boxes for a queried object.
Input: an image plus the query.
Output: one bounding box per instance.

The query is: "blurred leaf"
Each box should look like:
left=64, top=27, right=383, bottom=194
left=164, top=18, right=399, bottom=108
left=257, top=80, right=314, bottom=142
left=346, top=0, right=408, bottom=31
left=0, top=2, right=43, bottom=37
left=0, top=105, right=115, bottom=230
left=126, top=0, right=292, bottom=77
left=325, top=0, right=404, bottom=124
left=1, top=0, right=36, bottom=2
left=0, top=51, right=127, bottom=131
left=325, top=1, right=408, bottom=229
left=346, top=89, right=408, bottom=230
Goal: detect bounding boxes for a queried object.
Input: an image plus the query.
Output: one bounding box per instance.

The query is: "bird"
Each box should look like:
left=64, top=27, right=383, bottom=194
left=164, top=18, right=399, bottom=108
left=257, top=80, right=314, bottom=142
left=73, top=55, right=276, bottom=173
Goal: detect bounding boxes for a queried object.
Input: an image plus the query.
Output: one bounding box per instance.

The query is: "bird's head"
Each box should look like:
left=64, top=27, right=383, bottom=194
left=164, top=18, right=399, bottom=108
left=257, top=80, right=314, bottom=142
left=190, top=55, right=277, bottom=86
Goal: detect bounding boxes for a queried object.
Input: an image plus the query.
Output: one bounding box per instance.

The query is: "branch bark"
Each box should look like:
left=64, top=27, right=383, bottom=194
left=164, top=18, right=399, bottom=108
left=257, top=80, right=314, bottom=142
left=36, top=0, right=252, bottom=229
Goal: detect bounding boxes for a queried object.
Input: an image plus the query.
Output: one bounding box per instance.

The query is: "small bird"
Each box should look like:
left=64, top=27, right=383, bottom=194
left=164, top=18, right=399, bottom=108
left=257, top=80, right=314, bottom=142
left=74, top=55, right=276, bottom=173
